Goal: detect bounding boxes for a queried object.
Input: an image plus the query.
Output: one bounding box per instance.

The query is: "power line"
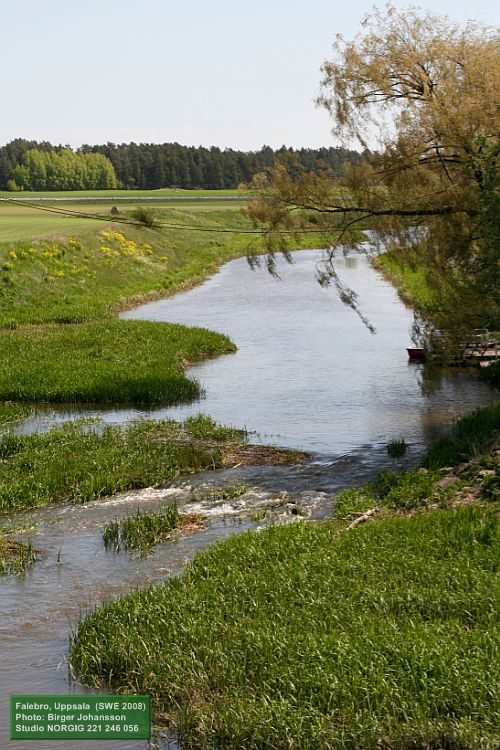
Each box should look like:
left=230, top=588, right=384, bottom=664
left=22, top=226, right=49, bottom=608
left=0, top=197, right=332, bottom=235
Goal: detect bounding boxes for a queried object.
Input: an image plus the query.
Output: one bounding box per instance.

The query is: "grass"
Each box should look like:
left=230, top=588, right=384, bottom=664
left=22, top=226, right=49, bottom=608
left=69, top=402, right=500, bottom=748
left=386, top=438, right=407, bottom=458
left=0, top=319, right=235, bottom=406
left=0, top=416, right=241, bottom=514
left=373, top=252, right=439, bottom=311
left=0, top=537, right=35, bottom=576
left=70, top=505, right=500, bottom=749
left=0, top=402, right=31, bottom=429
left=0, top=213, right=253, bottom=323
left=422, top=401, right=500, bottom=469
left=102, top=503, right=199, bottom=554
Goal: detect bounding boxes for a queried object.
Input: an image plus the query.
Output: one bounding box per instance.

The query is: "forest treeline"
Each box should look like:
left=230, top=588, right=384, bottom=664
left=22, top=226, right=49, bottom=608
left=0, top=139, right=362, bottom=191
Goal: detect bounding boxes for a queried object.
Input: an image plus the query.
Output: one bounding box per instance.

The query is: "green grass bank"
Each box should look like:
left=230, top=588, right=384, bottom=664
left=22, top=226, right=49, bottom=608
left=372, top=252, right=439, bottom=311
left=0, top=211, right=253, bottom=324
left=0, top=319, right=234, bottom=406
left=70, top=404, right=500, bottom=749
left=0, top=415, right=246, bottom=515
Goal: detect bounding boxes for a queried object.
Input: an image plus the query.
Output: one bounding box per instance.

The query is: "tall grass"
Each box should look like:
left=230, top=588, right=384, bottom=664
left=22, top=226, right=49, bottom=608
left=0, top=417, right=236, bottom=514
left=71, top=506, right=500, bottom=749
left=0, top=402, right=31, bottom=429
left=103, top=504, right=180, bottom=553
left=423, top=401, right=500, bottom=468
left=0, top=319, right=235, bottom=406
left=0, top=538, right=35, bottom=576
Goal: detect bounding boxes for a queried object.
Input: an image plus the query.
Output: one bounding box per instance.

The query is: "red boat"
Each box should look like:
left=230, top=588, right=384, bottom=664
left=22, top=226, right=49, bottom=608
left=407, top=347, right=426, bottom=361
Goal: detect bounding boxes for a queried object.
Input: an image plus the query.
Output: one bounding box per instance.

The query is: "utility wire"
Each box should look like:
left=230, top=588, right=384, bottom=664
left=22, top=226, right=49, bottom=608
left=0, top=197, right=333, bottom=235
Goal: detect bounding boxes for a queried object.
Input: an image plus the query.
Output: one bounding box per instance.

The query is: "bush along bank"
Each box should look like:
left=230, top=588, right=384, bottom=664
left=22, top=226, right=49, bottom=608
left=69, top=403, right=500, bottom=750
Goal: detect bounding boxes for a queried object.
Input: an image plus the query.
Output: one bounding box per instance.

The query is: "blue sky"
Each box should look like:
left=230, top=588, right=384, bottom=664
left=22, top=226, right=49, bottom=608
left=3, top=0, right=499, bottom=150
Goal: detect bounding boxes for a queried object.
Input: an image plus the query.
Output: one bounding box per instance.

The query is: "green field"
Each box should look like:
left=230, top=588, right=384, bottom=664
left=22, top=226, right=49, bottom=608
left=0, top=187, right=241, bottom=200
left=0, top=192, right=247, bottom=241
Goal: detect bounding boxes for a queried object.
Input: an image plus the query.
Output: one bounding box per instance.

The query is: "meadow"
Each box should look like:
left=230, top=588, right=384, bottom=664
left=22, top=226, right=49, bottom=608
left=0, top=188, right=241, bottom=200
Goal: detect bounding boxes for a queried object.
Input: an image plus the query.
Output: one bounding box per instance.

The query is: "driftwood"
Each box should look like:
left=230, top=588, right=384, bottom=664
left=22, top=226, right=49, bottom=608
left=348, top=508, right=379, bottom=529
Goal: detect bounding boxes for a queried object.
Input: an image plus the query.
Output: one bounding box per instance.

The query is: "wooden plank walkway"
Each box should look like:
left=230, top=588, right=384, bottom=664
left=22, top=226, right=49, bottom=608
left=409, top=330, right=500, bottom=367
left=460, top=330, right=500, bottom=366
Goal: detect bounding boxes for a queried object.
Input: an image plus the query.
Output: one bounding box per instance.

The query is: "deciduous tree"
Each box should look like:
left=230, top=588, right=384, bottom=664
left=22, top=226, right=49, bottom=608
left=246, top=7, right=500, bottom=340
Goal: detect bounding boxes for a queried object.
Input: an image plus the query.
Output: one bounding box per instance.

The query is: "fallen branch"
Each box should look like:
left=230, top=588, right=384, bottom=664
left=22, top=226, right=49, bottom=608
left=348, top=508, right=380, bottom=529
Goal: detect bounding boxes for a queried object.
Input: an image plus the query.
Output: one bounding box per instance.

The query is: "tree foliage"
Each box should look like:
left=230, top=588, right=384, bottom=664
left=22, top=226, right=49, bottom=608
left=0, top=140, right=361, bottom=192
left=247, top=7, right=500, bottom=340
left=8, top=148, right=117, bottom=191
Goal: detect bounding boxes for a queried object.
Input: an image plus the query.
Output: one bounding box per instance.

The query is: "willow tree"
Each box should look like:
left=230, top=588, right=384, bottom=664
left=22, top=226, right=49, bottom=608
left=246, top=7, right=500, bottom=343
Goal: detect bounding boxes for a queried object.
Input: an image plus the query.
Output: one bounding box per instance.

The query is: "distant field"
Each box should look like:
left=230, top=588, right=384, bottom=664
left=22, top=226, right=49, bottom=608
left=0, top=198, right=246, bottom=241
left=0, top=203, right=106, bottom=241
left=0, top=188, right=241, bottom=200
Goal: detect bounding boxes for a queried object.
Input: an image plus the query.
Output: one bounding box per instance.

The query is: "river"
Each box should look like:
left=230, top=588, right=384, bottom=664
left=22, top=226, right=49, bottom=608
left=1, top=248, right=497, bottom=749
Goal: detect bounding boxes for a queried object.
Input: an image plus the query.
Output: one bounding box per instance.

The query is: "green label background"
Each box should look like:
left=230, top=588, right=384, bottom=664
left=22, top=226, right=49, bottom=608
left=10, top=694, right=150, bottom=740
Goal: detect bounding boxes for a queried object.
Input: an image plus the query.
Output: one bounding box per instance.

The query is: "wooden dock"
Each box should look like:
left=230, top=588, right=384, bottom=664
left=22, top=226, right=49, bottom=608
left=460, top=330, right=500, bottom=367
left=407, top=330, right=500, bottom=367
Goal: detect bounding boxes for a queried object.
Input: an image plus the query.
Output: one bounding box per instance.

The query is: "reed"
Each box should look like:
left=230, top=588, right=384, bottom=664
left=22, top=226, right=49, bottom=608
left=103, top=504, right=180, bottom=553
left=0, top=537, right=35, bottom=576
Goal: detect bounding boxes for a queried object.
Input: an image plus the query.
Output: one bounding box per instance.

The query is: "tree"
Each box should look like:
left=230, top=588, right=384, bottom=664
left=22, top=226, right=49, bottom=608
left=246, top=7, right=500, bottom=343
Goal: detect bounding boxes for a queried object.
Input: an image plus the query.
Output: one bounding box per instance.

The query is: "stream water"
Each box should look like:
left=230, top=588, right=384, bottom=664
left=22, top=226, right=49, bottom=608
left=1, top=248, right=497, bottom=749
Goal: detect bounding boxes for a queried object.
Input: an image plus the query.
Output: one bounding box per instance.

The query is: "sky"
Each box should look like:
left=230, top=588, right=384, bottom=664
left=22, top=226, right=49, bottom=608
left=2, top=0, right=499, bottom=152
